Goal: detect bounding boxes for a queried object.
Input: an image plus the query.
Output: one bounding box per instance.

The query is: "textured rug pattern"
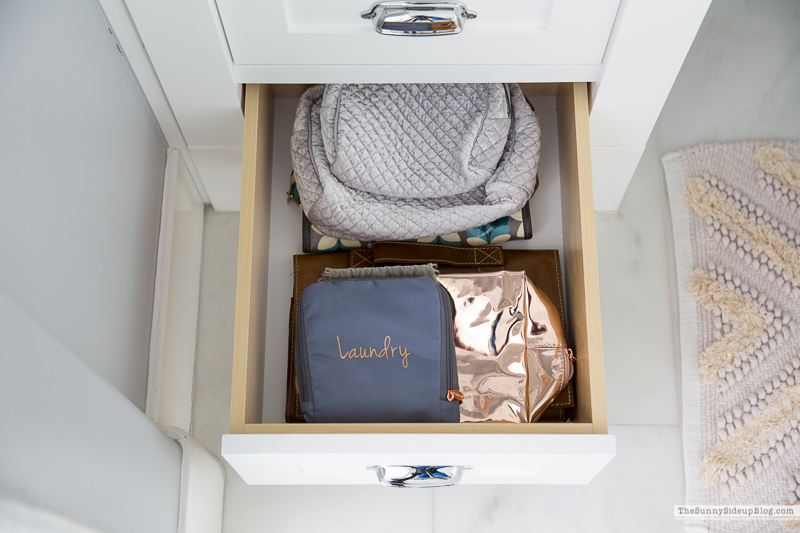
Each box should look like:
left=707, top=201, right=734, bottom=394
left=664, top=141, right=800, bottom=532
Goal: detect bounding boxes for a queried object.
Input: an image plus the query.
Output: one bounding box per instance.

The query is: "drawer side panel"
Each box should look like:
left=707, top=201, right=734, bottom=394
left=557, top=83, right=607, bottom=433
left=230, top=85, right=274, bottom=432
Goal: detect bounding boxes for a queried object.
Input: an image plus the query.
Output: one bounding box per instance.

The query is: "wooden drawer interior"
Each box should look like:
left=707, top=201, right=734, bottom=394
left=229, top=82, right=607, bottom=436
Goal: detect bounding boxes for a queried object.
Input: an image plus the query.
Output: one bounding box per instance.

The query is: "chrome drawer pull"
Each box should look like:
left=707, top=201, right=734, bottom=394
left=368, top=465, right=469, bottom=487
left=361, top=2, right=476, bottom=36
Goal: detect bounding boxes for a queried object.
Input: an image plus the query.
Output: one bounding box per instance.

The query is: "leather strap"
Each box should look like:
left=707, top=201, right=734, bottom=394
left=348, top=249, right=376, bottom=268
left=367, top=242, right=505, bottom=267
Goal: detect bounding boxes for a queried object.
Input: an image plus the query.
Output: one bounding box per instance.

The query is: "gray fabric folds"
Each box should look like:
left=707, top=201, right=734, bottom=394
left=291, top=83, right=540, bottom=241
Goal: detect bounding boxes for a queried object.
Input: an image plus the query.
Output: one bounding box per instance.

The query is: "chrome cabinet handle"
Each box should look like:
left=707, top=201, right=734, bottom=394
left=368, top=465, right=469, bottom=487
left=361, top=2, right=477, bottom=36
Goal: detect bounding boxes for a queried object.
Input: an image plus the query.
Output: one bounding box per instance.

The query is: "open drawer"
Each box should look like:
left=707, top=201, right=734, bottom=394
left=222, top=82, right=615, bottom=485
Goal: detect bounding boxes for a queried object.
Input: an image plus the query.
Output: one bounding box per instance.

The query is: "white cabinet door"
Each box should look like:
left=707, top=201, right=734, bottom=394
left=215, top=0, right=621, bottom=83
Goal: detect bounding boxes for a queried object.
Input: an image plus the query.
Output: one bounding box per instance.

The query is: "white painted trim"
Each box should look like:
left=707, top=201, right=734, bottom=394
left=97, top=0, right=212, bottom=204
left=233, top=63, right=601, bottom=84
left=120, top=0, right=244, bottom=211
left=146, top=150, right=179, bottom=424
left=164, top=427, right=225, bottom=533
left=589, top=0, right=624, bottom=109
left=146, top=149, right=205, bottom=431
left=206, top=0, right=238, bottom=83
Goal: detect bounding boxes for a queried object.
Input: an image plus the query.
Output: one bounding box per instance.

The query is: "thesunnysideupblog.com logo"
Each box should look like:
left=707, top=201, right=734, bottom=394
left=336, top=335, right=410, bottom=368
left=675, top=505, right=800, bottom=520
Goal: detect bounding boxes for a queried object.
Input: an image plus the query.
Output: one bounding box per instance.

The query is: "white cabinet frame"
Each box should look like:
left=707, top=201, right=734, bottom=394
left=104, top=0, right=710, bottom=212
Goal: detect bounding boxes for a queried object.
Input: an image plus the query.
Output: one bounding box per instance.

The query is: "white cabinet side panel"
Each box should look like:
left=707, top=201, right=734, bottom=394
left=589, top=0, right=711, bottom=211
left=123, top=0, right=244, bottom=210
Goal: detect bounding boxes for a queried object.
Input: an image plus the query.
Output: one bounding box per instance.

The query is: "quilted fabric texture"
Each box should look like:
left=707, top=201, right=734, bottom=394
left=291, top=83, right=540, bottom=241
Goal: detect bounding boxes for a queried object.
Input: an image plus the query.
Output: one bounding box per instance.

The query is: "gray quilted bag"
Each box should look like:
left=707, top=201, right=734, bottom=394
left=291, top=83, right=540, bottom=241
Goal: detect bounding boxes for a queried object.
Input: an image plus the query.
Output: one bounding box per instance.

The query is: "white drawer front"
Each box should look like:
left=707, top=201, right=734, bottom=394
left=222, top=434, right=616, bottom=485
left=216, top=0, right=620, bottom=83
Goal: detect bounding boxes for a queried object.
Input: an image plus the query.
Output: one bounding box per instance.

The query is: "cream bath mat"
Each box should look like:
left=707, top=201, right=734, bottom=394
left=664, top=141, right=800, bottom=532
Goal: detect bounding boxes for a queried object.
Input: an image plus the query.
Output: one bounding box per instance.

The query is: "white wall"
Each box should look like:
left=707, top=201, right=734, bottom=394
left=0, top=0, right=168, bottom=409
left=0, top=292, right=182, bottom=533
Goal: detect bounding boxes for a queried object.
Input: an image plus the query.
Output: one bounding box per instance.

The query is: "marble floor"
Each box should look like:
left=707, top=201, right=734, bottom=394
left=189, top=1, right=800, bottom=531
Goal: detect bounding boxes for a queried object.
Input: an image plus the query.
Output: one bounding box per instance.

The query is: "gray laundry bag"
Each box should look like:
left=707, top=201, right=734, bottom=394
left=290, top=83, right=540, bottom=241
left=296, top=270, right=460, bottom=423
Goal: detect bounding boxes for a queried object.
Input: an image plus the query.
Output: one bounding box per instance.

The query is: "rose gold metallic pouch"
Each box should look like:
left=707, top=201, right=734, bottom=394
left=438, top=271, right=573, bottom=423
